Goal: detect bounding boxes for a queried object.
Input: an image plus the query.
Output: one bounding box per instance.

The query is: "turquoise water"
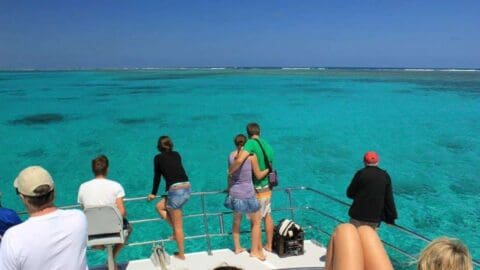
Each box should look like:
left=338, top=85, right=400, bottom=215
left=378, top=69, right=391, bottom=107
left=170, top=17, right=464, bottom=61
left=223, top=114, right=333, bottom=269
left=1, top=69, right=479, bottom=268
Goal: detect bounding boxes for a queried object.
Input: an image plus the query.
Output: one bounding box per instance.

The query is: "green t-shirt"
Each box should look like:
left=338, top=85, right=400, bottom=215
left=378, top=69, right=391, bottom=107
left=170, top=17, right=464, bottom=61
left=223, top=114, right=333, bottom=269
left=244, top=137, right=274, bottom=189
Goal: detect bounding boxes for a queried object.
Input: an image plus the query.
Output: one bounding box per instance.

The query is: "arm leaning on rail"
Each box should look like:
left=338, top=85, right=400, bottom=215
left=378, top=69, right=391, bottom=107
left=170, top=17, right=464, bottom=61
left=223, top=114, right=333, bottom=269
left=147, top=155, right=162, bottom=201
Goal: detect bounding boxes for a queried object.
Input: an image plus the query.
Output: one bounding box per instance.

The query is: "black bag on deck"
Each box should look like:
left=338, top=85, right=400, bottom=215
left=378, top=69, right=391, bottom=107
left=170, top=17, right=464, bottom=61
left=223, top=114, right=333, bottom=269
left=272, top=219, right=304, bottom=257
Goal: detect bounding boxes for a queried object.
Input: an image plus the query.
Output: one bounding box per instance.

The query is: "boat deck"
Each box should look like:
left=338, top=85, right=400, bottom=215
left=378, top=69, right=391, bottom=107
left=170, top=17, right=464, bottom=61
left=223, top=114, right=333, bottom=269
left=92, top=240, right=326, bottom=270
left=77, top=187, right=480, bottom=269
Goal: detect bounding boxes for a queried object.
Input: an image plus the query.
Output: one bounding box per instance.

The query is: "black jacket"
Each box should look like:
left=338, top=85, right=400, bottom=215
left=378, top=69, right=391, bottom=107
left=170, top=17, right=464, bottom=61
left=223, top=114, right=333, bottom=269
left=347, top=166, right=397, bottom=224
left=151, top=151, right=189, bottom=194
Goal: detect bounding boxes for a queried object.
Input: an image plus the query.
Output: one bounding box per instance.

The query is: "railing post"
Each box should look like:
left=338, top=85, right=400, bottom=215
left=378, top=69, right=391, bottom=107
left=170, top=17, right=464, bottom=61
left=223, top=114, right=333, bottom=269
left=200, top=193, right=213, bottom=255
left=218, top=213, right=225, bottom=235
left=285, top=188, right=295, bottom=222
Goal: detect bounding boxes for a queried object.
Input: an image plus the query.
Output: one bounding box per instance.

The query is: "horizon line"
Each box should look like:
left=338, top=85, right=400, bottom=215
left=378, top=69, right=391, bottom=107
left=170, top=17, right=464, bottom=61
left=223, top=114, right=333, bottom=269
left=1, top=66, right=479, bottom=72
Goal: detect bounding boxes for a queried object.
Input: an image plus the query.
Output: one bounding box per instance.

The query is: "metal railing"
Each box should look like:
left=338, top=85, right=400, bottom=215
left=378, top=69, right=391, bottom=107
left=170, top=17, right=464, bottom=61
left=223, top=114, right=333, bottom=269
left=11, top=186, right=479, bottom=266
left=121, top=186, right=480, bottom=266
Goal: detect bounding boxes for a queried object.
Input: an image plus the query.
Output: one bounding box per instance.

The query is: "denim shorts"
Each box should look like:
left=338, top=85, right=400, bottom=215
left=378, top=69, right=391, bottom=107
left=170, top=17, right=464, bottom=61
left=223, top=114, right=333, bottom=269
left=166, top=187, right=191, bottom=210
left=224, top=195, right=260, bottom=214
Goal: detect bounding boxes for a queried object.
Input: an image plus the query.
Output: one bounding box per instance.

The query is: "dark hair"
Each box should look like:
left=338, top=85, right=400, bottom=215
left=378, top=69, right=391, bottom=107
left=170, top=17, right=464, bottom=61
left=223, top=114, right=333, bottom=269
left=24, top=185, right=55, bottom=211
left=234, top=134, right=246, bottom=148
left=92, top=155, right=109, bottom=176
left=213, top=267, right=243, bottom=270
left=158, top=135, right=173, bottom=153
left=246, top=122, right=260, bottom=137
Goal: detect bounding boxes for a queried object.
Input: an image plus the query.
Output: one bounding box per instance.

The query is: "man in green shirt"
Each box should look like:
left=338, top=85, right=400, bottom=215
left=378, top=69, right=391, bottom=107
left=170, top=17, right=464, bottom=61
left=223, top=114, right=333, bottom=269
left=229, top=122, right=275, bottom=252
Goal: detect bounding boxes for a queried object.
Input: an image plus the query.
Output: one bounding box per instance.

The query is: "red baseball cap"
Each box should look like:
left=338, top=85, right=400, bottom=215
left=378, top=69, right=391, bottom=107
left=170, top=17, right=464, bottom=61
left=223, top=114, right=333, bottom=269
left=363, top=151, right=379, bottom=165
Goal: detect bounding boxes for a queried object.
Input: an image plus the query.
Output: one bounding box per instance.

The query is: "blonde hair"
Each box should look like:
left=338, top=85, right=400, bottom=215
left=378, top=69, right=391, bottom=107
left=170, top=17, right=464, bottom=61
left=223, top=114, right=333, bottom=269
left=417, top=238, right=473, bottom=270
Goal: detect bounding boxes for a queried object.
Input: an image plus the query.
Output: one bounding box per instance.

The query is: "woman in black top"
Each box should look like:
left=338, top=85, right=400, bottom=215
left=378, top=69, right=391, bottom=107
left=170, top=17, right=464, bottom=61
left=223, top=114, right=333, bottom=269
left=147, top=135, right=191, bottom=260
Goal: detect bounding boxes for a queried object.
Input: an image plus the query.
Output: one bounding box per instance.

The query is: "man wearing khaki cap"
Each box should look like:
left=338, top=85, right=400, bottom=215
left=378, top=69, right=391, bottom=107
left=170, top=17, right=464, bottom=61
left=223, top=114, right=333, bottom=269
left=0, top=166, right=88, bottom=270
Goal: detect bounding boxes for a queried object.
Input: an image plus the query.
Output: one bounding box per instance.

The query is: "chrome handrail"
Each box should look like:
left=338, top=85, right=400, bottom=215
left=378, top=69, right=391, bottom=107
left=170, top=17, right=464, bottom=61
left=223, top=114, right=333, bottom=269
left=200, top=192, right=213, bottom=255
left=13, top=186, right=479, bottom=266
left=300, top=186, right=434, bottom=243
left=294, top=186, right=479, bottom=266
left=120, top=186, right=478, bottom=265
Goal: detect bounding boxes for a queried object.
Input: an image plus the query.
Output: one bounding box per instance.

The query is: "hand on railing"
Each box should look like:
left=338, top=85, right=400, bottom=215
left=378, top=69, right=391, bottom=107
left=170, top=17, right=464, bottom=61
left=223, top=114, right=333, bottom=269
left=147, top=194, right=156, bottom=201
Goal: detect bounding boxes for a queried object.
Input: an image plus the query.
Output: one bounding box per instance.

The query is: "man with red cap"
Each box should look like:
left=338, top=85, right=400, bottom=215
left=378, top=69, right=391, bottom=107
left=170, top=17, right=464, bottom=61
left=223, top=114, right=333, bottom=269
left=346, top=151, right=397, bottom=228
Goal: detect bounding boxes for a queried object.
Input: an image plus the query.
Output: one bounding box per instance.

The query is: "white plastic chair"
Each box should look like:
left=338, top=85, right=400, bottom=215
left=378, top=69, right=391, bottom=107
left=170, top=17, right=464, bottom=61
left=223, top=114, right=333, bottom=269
left=84, top=205, right=125, bottom=270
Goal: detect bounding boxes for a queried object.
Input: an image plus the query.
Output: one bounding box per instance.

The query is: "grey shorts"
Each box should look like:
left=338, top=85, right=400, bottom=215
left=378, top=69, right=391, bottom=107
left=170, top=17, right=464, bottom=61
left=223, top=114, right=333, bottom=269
left=257, top=196, right=271, bottom=218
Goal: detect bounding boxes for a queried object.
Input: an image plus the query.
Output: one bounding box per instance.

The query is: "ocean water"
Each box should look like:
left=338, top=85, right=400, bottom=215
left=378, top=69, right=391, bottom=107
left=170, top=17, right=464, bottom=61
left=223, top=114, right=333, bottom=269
left=0, top=68, right=479, bottom=269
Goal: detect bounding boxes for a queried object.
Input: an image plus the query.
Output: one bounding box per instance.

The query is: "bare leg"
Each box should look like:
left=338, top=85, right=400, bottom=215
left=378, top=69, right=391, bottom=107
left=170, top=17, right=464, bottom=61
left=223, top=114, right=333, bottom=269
left=156, top=198, right=173, bottom=227
left=232, top=212, right=245, bottom=254
left=264, top=213, right=274, bottom=252
left=248, top=211, right=265, bottom=260
left=325, top=234, right=334, bottom=270
left=325, top=223, right=364, bottom=270
left=112, top=243, right=123, bottom=264
left=169, top=208, right=186, bottom=260
left=104, top=223, right=131, bottom=270
left=357, top=226, right=393, bottom=270
left=112, top=224, right=133, bottom=259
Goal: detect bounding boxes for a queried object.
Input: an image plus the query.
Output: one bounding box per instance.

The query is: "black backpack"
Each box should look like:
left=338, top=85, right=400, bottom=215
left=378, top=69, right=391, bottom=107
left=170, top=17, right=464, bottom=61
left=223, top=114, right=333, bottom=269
left=272, top=219, right=304, bottom=257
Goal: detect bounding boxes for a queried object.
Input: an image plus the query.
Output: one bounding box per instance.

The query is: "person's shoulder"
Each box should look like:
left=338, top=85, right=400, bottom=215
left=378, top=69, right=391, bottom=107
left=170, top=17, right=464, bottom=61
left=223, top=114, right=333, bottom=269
left=1, top=223, right=20, bottom=241
left=105, top=178, right=122, bottom=185
left=2, top=217, right=28, bottom=235
left=373, top=166, right=388, bottom=174
left=0, top=207, right=18, bottom=216
left=158, top=151, right=180, bottom=158
left=244, top=139, right=255, bottom=146
left=244, top=139, right=256, bottom=150
left=154, top=153, right=163, bottom=162
left=380, top=168, right=391, bottom=179
left=0, top=208, right=20, bottom=226
left=60, top=208, right=83, bottom=215
left=104, top=179, right=125, bottom=191
left=58, top=209, right=88, bottom=229
left=60, top=209, right=87, bottom=220
left=356, top=167, right=368, bottom=173
left=260, top=137, right=272, bottom=146
left=370, top=166, right=390, bottom=178
left=80, top=178, right=98, bottom=187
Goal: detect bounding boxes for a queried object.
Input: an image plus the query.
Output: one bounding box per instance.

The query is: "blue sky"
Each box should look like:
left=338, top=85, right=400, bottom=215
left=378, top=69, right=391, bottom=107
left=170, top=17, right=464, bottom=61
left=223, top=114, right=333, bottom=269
left=0, top=0, right=479, bottom=69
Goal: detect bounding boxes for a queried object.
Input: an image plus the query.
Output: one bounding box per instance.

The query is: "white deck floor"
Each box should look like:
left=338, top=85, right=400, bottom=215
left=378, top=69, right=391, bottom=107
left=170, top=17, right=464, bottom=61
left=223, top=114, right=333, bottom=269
left=94, top=240, right=326, bottom=270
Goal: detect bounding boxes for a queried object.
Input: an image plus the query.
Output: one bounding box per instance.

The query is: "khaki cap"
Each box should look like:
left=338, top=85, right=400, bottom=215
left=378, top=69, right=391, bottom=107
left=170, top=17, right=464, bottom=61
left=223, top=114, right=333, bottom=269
left=13, top=166, right=54, bottom=196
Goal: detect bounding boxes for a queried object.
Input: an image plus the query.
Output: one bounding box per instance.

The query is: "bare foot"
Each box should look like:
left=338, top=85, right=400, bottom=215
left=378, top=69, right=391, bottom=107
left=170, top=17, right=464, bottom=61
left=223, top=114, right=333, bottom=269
left=234, top=247, right=246, bottom=254
left=250, top=252, right=266, bottom=261
left=174, top=252, right=186, bottom=260
left=264, top=246, right=272, bottom=252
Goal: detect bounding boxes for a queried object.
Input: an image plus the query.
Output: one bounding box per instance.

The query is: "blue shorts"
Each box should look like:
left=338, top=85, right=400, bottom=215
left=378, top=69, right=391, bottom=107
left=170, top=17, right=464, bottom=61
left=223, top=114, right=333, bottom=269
left=224, top=195, right=260, bottom=214
left=167, top=187, right=191, bottom=210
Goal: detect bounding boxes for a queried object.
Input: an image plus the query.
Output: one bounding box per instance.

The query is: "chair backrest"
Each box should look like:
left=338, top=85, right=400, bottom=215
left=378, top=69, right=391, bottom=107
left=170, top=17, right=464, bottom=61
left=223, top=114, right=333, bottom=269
left=84, top=205, right=125, bottom=246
